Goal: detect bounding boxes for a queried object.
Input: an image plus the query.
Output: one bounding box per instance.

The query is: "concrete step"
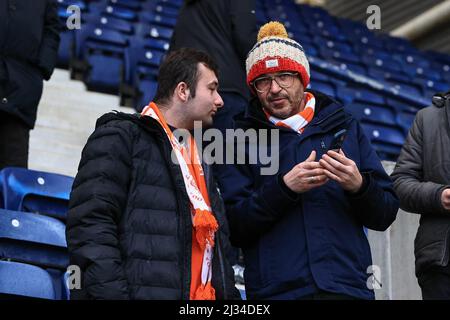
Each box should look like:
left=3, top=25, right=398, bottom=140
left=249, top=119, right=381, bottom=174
left=29, top=68, right=134, bottom=176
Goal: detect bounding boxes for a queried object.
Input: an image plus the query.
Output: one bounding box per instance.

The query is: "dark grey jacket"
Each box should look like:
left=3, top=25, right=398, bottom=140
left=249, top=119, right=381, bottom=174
left=391, top=104, right=450, bottom=277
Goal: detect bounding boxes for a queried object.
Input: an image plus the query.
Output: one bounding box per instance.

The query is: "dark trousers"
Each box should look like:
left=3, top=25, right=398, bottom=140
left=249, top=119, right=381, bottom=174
left=0, top=111, right=29, bottom=170
left=418, top=264, right=450, bottom=300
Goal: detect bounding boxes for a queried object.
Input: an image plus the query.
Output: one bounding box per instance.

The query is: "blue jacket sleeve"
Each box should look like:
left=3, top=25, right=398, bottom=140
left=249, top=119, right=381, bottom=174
left=346, top=121, right=399, bottom=231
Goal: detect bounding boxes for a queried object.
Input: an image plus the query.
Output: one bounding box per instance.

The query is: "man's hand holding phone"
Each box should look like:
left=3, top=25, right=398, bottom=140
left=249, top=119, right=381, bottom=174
left=319, top=149, right=363, bottom=194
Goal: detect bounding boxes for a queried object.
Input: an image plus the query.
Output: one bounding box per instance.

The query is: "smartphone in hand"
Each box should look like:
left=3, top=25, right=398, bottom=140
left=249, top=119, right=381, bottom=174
left=328, top=129, right=347, bottom=152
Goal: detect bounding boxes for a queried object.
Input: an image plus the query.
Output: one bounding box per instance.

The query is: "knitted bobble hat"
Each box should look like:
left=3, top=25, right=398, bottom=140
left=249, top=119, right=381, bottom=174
left=246, top=21, right=310, bottom=90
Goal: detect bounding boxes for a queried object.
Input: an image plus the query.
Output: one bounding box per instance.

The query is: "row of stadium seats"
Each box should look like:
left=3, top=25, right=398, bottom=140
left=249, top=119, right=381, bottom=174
left=54, top=0, right=449, bottom=161
left=0, top=167, right=73, bottom=299
left=257, top=0, right=449, bottom=161
left=0, top=166, right=247, bottom=299
left=57, top=0, right=180, bottom=109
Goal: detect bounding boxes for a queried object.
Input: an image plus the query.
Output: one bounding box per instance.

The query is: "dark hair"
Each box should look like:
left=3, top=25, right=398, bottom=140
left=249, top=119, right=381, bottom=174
left=153, top=48, right=219, bottom=105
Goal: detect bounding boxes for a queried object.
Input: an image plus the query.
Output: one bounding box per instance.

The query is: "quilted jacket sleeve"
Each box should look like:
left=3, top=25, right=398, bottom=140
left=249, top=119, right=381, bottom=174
left=66, top=120, right=133, bottom=299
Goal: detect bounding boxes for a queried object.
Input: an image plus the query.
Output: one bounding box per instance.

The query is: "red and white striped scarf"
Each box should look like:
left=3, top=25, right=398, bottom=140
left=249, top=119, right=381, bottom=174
left=141, top=102, right=218, bottom=300
left=265, top=92, right=316, bottom=133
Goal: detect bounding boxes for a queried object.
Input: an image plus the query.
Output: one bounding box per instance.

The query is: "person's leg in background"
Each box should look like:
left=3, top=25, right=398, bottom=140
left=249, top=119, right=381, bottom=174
left=418, top=264, right=450, bottom=300
left=0, top=111, right=30, bottom=170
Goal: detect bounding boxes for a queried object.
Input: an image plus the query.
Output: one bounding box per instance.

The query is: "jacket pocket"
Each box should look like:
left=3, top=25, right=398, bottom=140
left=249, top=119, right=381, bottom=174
left=414, top=218, right=450, bottom=275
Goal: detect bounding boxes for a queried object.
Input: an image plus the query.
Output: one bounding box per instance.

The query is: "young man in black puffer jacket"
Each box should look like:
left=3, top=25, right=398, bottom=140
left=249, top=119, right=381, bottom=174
left=66, top=48, right=240, bottom=300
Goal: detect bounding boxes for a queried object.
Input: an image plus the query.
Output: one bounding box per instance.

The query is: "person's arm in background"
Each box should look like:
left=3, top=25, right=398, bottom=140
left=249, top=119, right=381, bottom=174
left=391, top=110, right=450, bottom=215
left=66, top=122, right=132, bottom=299
left=230, top=0, right=257, bottom=64
left=37, top=0, right=61, bottom=80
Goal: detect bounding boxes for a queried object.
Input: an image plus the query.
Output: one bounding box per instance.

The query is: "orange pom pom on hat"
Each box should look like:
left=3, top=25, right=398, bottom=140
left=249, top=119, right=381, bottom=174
left=246, top=21, right=310, bottom=90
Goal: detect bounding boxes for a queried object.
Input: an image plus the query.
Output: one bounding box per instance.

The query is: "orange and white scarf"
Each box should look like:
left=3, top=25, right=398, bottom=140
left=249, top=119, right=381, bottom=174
left=141, top=102, right=218, bottom=300
left=265, top=92, right=316, bottom=133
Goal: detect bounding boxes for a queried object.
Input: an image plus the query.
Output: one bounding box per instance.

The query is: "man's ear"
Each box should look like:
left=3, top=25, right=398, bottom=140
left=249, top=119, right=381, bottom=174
left=174, top=82, right=191, bottom=103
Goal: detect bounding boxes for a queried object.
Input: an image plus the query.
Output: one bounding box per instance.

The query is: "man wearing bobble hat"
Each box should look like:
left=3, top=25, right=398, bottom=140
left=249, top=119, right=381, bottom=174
left=215, top=22, right=399, bottom=299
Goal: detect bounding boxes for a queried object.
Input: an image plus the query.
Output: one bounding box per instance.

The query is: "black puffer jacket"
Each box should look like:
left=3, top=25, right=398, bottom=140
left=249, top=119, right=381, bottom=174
left=391, top=102, right=450, bottom=277
left=66, top=112, right=240, bottom=300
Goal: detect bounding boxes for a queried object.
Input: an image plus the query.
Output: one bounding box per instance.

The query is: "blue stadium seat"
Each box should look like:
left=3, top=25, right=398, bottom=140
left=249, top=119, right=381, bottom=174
left=107, top=0, right=142, bottom=12
left=57, top=0, right=87, bottom=12
left=159, top=0, right=183, bottom=8
left=345, top=102, right=397, bottom=126
left=415, top=78, right=448, bottom=93
left=0, top=208, right=68, bottom=269
left=136, top=80, right=158, bottom=112
left=352, top=44, right=390, bottom=62
left=336, top=86, right=385, bottom=106
left=337, top=62, right=367, bottom=75
left=317, top=26, right=347, bottom=42
left=393, top=53, right=430, bottom=69
left=256, top=9, right=267, bottom=25
left=301, top=42, right=319, bottom=58
left=57, top=28, right=77, bottom=68
left=73, top=26, right=129, bottom=93
left=47, top=268, right=70, bottom=300
left=151, top=3, right=180, bottom=18
left=140, top=12, right=178, bottom=28
left=387, top=81, right=423, bottom=97
left=381, top=35, right=419, bottom=54
left=146, top=25, right=174, bottom=40
left=319, top=47, right=361, bottom=65
left=310, top=69, right=330, bottom=82
left=85, top=53, right=125, bottom=93
left=396, top=111, right=416, bottom=134
left=0, top=261, right=56, bottom=300
left=367, top=67, right=411, bottom=83
left=360, top=122, right=405, bottom=160
left=402, top=65, right=442, bottom=81
left=0, top=167, right=73, bottom=221
left=429, top=60, right=450, bottom=76
left=361, top=55, right=403, bottom=73
left=386, top=97, right=423, bottom=113
left=121, top=43, right=163, bottom=108
left=85, top=14, right=135, bottom=35
left=123, top=44, right=164, bottom=84
left=310, top=80, right=336, bottom=97
left=103, top=4, right=139, bottom=21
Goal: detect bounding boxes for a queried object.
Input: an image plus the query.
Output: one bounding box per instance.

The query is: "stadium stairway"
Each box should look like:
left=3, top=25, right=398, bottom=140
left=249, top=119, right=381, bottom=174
left=29, top=68, right=134, bottom=177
